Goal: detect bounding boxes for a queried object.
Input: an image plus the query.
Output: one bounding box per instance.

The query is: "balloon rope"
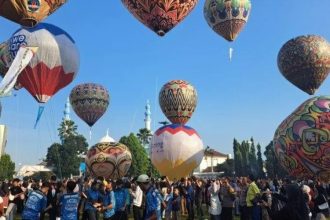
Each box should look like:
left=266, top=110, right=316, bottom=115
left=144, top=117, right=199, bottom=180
left=89, top=128, right=92, bottom=141
left=229, top=47, right=233, bottom=62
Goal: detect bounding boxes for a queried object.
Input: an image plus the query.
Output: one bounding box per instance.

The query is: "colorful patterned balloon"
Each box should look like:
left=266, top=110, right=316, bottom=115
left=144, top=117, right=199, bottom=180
left=0, top=0, right=67, bottom=27
left=274, top=96, right=330, bottom=180
left=8, top=23, right=79, bottom=103
left=122, top=0, right=197, bottom=36
left=204, top=0, right=251, bottom=41
left=278, top=35, right=330, bottom=95
left=86, top=141, right=132, bottom=180
left=70, top=83, right=110, bottom=127
left=150, top=124, right=204, bottom=180
left=159, top=80, right=197, bottom=125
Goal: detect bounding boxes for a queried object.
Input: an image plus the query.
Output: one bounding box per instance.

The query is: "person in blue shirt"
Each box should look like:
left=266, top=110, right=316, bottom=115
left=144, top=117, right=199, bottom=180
left=102, top=181, right=116, bottom=220
left=83, top=181, right=102, bottom=220
left=22, top=182, right=50, bottom=220
left=137, top=174, right=161, bottom=220
left=114, top=179, right=128, bottom=220
left=59, top=180, right=80, bottom=220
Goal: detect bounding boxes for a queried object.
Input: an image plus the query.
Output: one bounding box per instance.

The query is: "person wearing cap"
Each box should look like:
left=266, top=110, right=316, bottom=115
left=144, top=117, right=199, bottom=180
left=137, top=174, right=161, bottom=220
left=22, top=182, right=50, bottom=220
left=102, top=181, right=116, bottom=220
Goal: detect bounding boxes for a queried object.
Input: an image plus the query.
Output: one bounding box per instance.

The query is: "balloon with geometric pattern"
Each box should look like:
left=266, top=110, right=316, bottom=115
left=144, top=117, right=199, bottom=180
left=150, top=124, right=204, bottom=180
left=0, top=0, right=67, bottom=27
left=273, top=96, right=330, bottom=181
left=159, top=80, right=197, bottom=125
left=85, top=134, right=132, bottom=179
left=204, top=0, right=251, bottom=42
left=277, top=35, right=330, bottom=95
left=121, top=0, right=198, bottom=36
left=70, top=83, right=110, bottom=127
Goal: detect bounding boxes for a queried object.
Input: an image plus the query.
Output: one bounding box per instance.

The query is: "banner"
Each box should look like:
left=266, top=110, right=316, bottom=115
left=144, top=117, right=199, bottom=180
left=0, top=46, right=38, bottom=97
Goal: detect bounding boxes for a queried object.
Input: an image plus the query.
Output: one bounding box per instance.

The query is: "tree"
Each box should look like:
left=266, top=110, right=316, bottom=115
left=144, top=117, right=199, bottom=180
left=257, top=143, right=265, bottom=178
left=0, top=154, right=15, bottom=180
left=46, top=135, right=88, bottom=178
left=120, top=133, right=149, bottom=177
left=248, top=138, right=258, bottom=175
left=137, top=128, right=153, bottom=146
left=233, top=139, right=242, bottom=176
left=58, top=120, right=78, bottom=142
left=216, top=158, right=235, bottom=177
left=264, top=141, right=287, bottom=179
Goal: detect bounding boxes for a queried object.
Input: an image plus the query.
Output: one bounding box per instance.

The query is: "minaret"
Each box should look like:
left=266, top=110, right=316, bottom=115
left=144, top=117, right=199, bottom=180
left=145, top=100, right=151, bottom=131
left=64, top=97, right=71, bottom=121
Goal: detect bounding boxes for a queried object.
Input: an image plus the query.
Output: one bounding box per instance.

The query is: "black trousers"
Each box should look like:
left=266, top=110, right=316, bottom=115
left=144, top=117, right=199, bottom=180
left=133, top=205, right=142, bottom=220
left=221, top=207, right=233, bottom=220
left=186, top=199, right=194, bottom=220
left=115, top=210, right=128, bottom=220
left=240, top=205, right=249, bottom=220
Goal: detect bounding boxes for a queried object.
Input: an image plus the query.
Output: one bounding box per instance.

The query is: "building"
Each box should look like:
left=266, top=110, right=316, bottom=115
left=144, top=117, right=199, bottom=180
left=0, top=125, right=7, bottom=157
left=17, top=162, right=53, bottom=177
left=195, top=149, right=230, bottom=173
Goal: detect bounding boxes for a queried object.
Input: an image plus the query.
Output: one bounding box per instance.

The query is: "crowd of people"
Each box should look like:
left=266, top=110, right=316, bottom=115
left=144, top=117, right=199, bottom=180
left=0, top=173, right=329, bottom=220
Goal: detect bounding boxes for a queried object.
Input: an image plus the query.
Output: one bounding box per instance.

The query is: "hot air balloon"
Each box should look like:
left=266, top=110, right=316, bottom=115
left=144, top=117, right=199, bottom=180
left=204, top=0, right=251, bottom=42
left=150, top=124, right=204, bottom=180
left=278, top=35, right=330, bottom=95
left=159, top=80, right=197, bottom=125
left=85, top=133, right=132, bottom=179
left=273, top=96, right=330, bottom=180
left=0, top=0, right=67, bottom=27
left=8, top=23, right=79, bottom=103
left=70, top=83, right=110, bottom=127
left=122, top=0, right=197, bottom=36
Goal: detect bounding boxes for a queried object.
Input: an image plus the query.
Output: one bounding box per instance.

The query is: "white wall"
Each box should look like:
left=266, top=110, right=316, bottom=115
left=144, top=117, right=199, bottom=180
left=196, top=155, right=227, bottom=172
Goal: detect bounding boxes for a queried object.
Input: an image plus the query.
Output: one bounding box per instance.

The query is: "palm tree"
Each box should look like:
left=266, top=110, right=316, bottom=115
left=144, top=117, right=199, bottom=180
left=137, top=128, right=153, bottom=146
left=58, top=120, right=78, bottom=142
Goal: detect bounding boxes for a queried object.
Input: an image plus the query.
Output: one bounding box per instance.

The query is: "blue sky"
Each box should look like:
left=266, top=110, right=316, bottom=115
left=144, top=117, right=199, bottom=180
left=1, top=0, right=330, bottom=166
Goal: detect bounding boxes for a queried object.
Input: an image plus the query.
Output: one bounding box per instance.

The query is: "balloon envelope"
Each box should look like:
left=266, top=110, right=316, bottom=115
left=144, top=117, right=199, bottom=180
left=278, top=35, right=330, bottom=95
left=159, top=80, right=197, bottom=125
left=150, top=124, right=204, bottom=180
left=8, top=23, right=79, bottom=103
left=70, top=83, right=110, bottom=127
left=86, top=142, right=132, bottom=179
left=122, top=0, right=198, bottom=36
left=0, top=0, right=67, bottom=27
left=274, top=96, right=330, bottom=180
left=204, top=0, right=251, bottom=41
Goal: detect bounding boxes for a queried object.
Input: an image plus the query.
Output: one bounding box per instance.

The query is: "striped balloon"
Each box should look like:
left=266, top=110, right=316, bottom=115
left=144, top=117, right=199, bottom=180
left=9, top=23, right=79, bottom=103
left=70, top=83, right=110, bottom=127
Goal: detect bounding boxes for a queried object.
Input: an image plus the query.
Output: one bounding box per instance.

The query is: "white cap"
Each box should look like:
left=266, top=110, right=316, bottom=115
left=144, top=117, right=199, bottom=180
left=137, top=174, right=150, bottom=183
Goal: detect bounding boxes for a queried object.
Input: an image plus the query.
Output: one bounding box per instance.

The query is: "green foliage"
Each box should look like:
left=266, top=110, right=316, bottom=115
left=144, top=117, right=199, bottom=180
left=216, top=158, right=234, bottom=176
left=0, top=154, right=15, bottom=180
left=58, top=120, right=78, bottom=141
left=120, top=133, right=149, bottom=177
left=257, top=144, right=265, bottom=178
left=46, top=134, right=88, bottom=178
left=264, top=141, right=288, bottom=179
left=137, top=128, right=153, bottom=146
left=233, top=138, right=266, bottom=178
left=29, top=171, right=54, bottom=181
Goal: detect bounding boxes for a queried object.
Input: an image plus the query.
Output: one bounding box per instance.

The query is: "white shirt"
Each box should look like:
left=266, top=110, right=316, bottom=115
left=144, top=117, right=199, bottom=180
left=132, top=185, right=143, bottom=207
left=208, top=183, right=222, bottom=215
